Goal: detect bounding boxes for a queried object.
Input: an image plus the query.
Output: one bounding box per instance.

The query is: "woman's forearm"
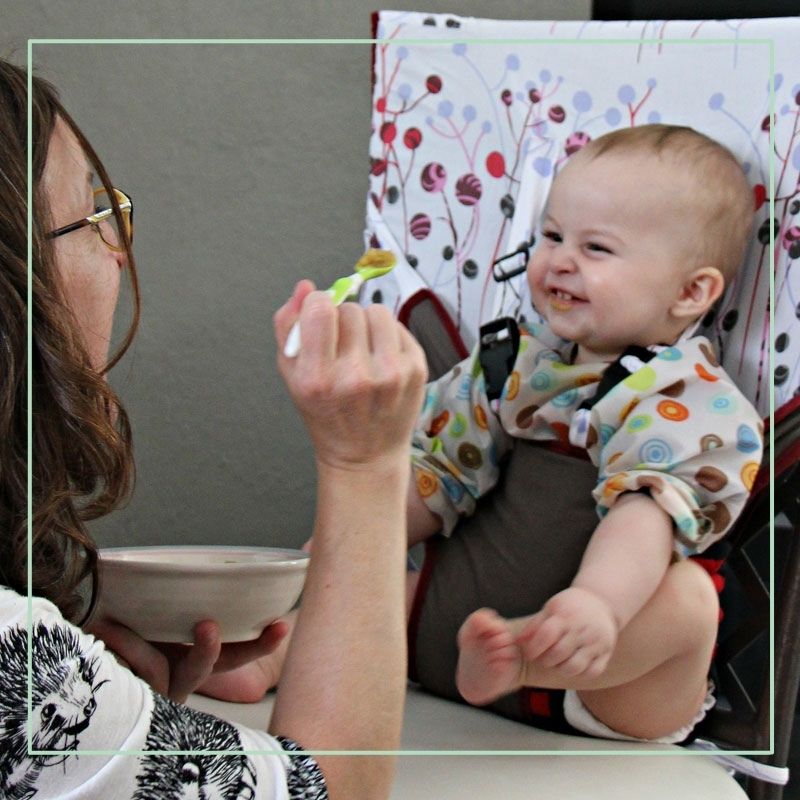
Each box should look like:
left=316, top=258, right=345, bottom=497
left=269, top=285, right=427, bottom=798
left=269, top=458, right=409, bottom=799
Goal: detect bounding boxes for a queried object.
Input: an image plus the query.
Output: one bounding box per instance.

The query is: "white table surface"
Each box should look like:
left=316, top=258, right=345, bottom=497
left=188, top=684, right=747, bottom=799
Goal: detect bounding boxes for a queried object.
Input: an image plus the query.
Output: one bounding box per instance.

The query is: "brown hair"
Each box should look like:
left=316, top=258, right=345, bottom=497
left=577, top=124, right=754, bottom=281
left=0, top=59, right=140, bottom=622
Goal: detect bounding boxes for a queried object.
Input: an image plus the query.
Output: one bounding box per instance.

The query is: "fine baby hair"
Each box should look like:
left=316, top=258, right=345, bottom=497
left=574, top=124, right=755, bottom=283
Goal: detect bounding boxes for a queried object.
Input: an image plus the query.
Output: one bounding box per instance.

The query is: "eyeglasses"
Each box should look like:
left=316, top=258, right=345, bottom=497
left=48, top=187, right=133, bottom=253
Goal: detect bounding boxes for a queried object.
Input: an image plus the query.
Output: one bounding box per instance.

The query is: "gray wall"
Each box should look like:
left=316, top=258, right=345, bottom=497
left=3, top=0, right=589, bottom=551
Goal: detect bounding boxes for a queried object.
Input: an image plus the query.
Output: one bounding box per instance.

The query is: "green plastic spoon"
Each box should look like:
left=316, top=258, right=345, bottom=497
left=283, top=249, right=397, bottom=357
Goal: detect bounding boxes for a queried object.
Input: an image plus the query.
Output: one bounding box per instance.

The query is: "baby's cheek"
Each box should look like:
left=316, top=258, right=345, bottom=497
left=528, top=279, right=549, bottom=317
left=526, top=261, right=544, bottom=299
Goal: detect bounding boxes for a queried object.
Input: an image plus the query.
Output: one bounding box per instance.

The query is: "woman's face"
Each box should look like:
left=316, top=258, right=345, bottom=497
left=42, top=116, right=127, bottom=371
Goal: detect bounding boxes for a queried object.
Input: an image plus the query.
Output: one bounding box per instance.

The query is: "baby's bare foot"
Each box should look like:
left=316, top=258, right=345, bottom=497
left=456, top=609, right=522, bottom=706
left=516, top=587, right=618, bottom=682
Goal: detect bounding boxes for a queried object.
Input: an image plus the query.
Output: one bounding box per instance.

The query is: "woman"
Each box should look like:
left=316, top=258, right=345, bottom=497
left=0, top=58, right=426, bottom=799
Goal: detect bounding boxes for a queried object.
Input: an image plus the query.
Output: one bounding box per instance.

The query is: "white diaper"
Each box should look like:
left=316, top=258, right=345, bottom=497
left=563, top=683, right=716, bottom=744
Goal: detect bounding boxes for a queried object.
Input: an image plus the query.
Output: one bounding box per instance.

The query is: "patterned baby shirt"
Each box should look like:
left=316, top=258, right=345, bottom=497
left=411, top=321, right=763, bottom=556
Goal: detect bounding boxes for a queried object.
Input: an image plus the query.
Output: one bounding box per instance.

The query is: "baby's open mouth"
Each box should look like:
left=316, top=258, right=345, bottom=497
left=548, top=288, right=585, bottom=310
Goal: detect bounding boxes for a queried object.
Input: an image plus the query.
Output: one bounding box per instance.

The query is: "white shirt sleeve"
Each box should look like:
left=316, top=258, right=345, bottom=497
left=0, top=587, right=327, bottom=799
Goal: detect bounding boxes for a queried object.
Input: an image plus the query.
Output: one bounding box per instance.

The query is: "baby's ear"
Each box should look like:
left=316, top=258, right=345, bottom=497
left=670, top=267, right=725, bottom=321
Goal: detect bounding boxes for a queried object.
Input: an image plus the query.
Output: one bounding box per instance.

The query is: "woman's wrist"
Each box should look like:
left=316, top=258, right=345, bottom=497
left=315, top=452, right=410, bottom=490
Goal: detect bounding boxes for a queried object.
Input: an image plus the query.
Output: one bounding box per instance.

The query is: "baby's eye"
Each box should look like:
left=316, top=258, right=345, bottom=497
left=586, top=242, right=612, bottom=254
left=542, top=230, right=562, bottom=243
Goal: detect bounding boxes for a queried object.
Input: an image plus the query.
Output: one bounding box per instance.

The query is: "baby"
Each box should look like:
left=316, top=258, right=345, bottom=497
left=407, top=124, right=763, bottom=742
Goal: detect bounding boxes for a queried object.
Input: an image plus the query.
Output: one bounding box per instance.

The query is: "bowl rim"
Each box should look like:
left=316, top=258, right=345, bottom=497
left=97, top=544, right=310, bottom=574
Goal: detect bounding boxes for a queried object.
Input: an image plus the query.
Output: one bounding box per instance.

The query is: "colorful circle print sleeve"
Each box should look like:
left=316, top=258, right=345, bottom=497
left=410, top=321, right=763, bottom=556
left=585, top=338, right=763, bottom=556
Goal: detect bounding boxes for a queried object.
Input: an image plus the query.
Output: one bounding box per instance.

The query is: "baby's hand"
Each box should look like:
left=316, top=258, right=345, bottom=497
left=515, top=587, right=618, bottom=680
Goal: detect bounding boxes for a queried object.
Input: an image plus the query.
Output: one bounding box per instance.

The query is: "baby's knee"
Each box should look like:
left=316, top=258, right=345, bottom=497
left=662, top=559, right=720, bottom=640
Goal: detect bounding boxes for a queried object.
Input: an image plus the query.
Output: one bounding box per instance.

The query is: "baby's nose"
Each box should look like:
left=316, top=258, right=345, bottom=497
left=553, top=248, right=577, bottom=272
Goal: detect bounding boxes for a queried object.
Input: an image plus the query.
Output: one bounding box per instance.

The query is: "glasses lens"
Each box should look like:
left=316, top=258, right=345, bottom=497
left=92, top=188, right=132, bottom=251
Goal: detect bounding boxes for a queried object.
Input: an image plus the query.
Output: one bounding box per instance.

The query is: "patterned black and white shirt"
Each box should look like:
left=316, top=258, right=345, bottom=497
left=0, top=587, right=327, bottom=799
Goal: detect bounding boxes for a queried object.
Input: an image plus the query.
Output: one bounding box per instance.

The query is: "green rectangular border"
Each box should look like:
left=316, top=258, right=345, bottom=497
left=27, top=34, right=777, bottom=760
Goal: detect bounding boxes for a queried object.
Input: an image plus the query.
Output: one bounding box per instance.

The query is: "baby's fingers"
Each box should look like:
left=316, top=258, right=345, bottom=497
left=581, top=653, right=611, bottom=681
left=553, top=647, right=594, bottom=678
left=517, top=613, right=563, bottom=662
left=562, top=647, right=611, bottom=680
left=537, top=629, right=586, bottom=669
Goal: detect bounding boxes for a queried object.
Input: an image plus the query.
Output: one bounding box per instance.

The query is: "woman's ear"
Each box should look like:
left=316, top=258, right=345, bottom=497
left=670, top=267, right=725, bottom=321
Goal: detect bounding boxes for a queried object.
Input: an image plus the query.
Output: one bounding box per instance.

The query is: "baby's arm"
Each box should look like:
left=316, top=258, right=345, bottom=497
left=572, top=491, right=674, bottom=629
left=409, top=343, right=514, bottom=544
left=517, top=491, right=673, bottom=680
left=407, top=471, right=443, bottom=546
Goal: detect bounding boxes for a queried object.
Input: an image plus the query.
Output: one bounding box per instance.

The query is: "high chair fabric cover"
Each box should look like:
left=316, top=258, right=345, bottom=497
left=361, top=11, right=800, bottom=799
left=363, top=11, right=800, bottom=418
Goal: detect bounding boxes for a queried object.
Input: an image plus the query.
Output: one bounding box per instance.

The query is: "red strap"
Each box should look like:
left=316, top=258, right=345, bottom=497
left=526, top=689, right=553, bottom=718
left=398, top=288, right=469, bottom=360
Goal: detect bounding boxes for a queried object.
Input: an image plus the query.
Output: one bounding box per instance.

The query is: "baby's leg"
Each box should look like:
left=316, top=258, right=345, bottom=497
left=455, top=609, right=526, bottom=705
left=577, top=559, right=718, bottom=739
left=519, top=559, right=719, bottom=739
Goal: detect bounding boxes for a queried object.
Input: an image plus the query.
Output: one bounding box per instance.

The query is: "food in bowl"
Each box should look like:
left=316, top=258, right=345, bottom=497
left=93, top=545, right=309, bottom=643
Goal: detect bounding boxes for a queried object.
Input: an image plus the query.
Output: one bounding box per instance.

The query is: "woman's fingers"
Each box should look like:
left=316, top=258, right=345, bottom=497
left=335, top=301, right=370, bottom=357
left=211, top=620, right=289, bottom=673
left=300, top=291, right=342, bottom=366
left=88, top=617, right=289, bottom=703
left=277, top=289, right=426, bottom=469
left=273, top=280, right=317, bottom=348
left=87, top=618, right=170, bottom=696
left=365, top=301, right=402, bottom=354
left=167, top=620, right=222, bottom=703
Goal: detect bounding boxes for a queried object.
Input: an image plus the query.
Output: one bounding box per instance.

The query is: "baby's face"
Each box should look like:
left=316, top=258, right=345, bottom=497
left=527, top=150, right=700, bottom=363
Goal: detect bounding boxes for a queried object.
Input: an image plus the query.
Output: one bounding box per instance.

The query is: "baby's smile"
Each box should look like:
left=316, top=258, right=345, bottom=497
left=548, top=287, right=585, bottom=311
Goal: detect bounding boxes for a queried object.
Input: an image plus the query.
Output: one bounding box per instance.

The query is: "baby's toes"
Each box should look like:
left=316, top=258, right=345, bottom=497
left=458, top=608, right=506, bottom=648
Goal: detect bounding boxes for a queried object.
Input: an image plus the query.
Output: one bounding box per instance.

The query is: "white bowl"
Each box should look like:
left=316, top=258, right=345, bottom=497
left=94, top=545, right=309, bottom=643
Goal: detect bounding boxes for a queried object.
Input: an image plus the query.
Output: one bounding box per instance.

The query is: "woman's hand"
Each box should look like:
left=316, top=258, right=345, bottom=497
left=86, top=617, right=289, bottom=704
left=274, top=280, right=427, bottom=472
left=269, top=280, right=427, bottom=797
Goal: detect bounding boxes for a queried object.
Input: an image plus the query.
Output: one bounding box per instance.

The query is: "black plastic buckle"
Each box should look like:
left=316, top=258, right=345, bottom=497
left=491, top=234, right=536, bottom=282
left=479, top=317, right=520, bottom=401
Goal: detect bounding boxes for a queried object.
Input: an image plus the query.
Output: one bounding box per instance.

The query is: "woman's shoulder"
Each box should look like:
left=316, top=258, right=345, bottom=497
left=0, top=584, right=64, bottom=627
left=0, top=584, right=314, bottom=799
